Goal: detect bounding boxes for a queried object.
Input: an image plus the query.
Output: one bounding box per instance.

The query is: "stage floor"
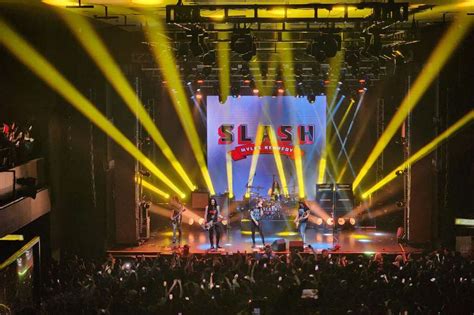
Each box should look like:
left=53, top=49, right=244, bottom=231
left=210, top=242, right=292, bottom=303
left=108, top=221, right=421, bottom=256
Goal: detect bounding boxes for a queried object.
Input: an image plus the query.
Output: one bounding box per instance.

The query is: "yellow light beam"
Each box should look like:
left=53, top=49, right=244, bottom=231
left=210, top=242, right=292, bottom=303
left=326, top=43, right=345, bottom=106
left=268, top=126, right=289, bottom=196
left=143, top=16, right=215, bottom=195
left=249, top=54, right=277, bottom=96
left=217, top=33, right=230, bottom=103
left=57, top=10, right=196, bottom=191
left=317, top=155, right=327, bottom=184
left=246, top=124, right=265, bottom=197
left=337, top=98, right=355, bottom=132
left=225, top=148, right=234, bottom=199
left=361, top=110, right=474, bottom=198
left=293, top=141, right=305, bottom=198
left=0, top=18, right=185, bottom=198
left=136, top=177, right=170, bottom=199
left=353, top=16, right=473, bottom=189
left=278, top=40, right=295, bottom=96
left=413, top=2, right=474, bottom=20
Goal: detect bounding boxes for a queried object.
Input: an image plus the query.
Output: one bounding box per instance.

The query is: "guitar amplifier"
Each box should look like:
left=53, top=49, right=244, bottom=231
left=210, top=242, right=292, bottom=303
left=191, top=191, right=210, bottom=209
left=271, top=239, right=286, bottom=252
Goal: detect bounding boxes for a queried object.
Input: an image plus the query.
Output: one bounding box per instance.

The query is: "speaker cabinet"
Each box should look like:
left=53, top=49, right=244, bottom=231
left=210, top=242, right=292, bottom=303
left=289, top=240, right=304, bottom=252
left=271, top=239, right=286, bottom=252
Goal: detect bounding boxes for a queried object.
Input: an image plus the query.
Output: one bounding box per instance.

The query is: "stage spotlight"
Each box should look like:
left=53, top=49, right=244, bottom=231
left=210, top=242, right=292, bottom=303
left=395, top=169, right=406, bottom=176
left=326, top=218, right=334, bottom=226
left=396, top=201, right=406, bottom=208
left=277, top=88, right=285, bottom=95
left=252, top=88, right=259, bottom=95
left=231, top=84, right=240, bottom=98
left=188, top=218, right=194, bottom=225
left=337, top=218, right=346, bottom=226
left=231, top=28, right=256, bottom=60
left=349, top=218, right=356, bottom=226
left=139, top=170, right=151, bottom=177
left=195, top=89, right=203, bottom=100
left=315, top=218, right=323, bottom=225
left=307, top=34, right=340, bottom=62
left=198, top=218, right=205, bottom=225
left=296, top=83, right=305, bottom=98
left=307, top=94, right=316, bottom=104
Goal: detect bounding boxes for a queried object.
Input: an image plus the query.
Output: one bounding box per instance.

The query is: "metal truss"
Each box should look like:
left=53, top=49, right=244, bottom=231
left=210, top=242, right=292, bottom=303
left=166, top=3, right=409, bottom=24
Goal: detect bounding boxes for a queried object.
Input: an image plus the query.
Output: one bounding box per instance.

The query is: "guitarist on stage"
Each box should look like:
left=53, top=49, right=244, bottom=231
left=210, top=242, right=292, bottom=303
left=294, top=200, right=310, bottom=244
left=170, top=196, right=185, bottom=247
left=250, top=198, right=265, bottom=248
left=204, top=197, right=222, bottom=250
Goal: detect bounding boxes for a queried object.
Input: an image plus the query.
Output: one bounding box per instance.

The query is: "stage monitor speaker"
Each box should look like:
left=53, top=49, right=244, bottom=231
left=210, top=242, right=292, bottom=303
left=191, top=191, right=210, bottom=209
left=289, top=240, right=304, bottom=252
left=271, top=239, right=286, bottom=252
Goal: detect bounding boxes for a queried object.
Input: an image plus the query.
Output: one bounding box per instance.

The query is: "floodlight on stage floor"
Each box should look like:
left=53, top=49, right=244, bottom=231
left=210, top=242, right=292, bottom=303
left=57, top=10, right=196, bottom=192
left=0, top=18, right=185, bottom=198
left=353, top=16, right=473, bottom=190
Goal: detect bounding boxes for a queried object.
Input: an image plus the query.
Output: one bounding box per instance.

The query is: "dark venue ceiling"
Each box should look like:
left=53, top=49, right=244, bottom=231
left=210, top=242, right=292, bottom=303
left=36, top=0, right=473, bottom=92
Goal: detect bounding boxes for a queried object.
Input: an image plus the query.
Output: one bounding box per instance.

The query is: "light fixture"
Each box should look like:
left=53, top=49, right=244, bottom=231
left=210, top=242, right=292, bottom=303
left=395, top=169, right=407, bottom=176
left=338, top=218, right=346, bottom=225
left=349, top=218, right=356, bottom=225
left=231, top=28, right=256, bottom=61
left=139, top=170, right=151, bottom=177
left=195, top=89, right=203, bottom=100
left=326, top=218, right=334, bottom=225
left=307, top=33, right=341, bottom=62
left=396, top=201, right=406, bottom=208
left=315, top=217, right=323, bottom=225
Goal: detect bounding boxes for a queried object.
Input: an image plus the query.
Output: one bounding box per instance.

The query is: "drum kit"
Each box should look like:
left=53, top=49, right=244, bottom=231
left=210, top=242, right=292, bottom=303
left=245, top=183, right=298, bottom=219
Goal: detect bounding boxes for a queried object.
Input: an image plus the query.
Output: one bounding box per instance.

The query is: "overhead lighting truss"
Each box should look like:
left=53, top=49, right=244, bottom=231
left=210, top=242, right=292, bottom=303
left=166, top=3, right=409, bottom=24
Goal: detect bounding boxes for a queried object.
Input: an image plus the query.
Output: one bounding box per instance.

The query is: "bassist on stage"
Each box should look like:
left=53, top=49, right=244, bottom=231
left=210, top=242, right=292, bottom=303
left=204, top=197, right=223, bottom=250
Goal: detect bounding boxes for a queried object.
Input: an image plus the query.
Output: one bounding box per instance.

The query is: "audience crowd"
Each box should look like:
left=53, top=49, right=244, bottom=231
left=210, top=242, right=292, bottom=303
left=1, top=122, right=35, bottom=169
left=35, top=247, right=473, bottom=315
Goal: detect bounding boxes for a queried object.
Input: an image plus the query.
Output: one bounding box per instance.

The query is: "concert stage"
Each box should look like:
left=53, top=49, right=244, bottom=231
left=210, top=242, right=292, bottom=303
left=108, top=220, right=421, bottom=257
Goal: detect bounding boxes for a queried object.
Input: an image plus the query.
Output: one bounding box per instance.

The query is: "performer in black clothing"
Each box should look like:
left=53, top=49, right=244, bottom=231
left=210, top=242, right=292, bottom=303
left=170, top=196, right=185, bottom=247
left=250, top=198, right=265, bottom=248
left=204, top=197, right=222, bottom=249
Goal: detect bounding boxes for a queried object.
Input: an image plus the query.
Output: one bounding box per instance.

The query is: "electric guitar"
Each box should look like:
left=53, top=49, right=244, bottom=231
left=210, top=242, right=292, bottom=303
left=295, top=210, right=310, bottom=229
left=202, top=212, right=235, bottom=230
left=202, top=217, right=224, bottom=230
left=170, top=199, right=186, bottom=224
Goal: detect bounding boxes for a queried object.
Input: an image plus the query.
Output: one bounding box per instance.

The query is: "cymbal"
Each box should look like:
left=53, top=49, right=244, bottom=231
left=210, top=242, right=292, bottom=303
left=245, top=185, right=264, bottom=190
